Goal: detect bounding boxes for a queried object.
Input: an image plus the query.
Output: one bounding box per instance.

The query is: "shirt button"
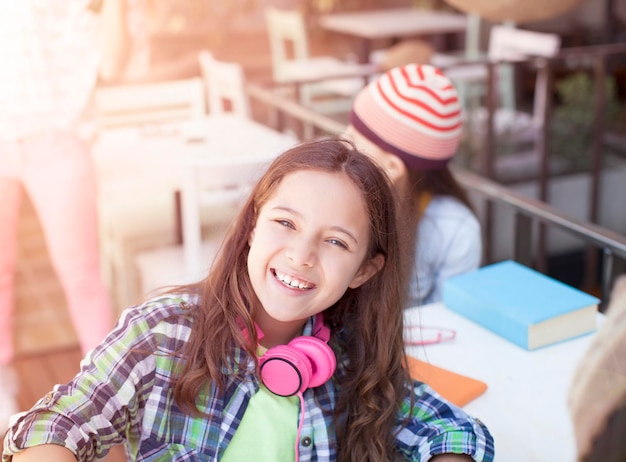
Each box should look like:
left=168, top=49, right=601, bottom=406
left=301, top=436, right=312, bottom=447
left=42, top=392, right=55, bottom=405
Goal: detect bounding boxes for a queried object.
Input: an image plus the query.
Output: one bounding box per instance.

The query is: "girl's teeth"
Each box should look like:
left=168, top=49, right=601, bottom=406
left=276, top=271, right=310, bottom=289
left=290, top=279, right=303, bottom=288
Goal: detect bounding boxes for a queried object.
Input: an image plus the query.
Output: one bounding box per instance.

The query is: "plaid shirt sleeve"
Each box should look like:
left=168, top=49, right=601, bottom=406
left=394, top=381, right=495, bottom=461
left=3, top=297, right=191, bottom=461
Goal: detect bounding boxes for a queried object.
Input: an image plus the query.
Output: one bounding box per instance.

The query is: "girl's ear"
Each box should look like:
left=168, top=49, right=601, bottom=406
left=349, top=253, right=385, bottom=289
left=383, top=151, right=407, bottom=181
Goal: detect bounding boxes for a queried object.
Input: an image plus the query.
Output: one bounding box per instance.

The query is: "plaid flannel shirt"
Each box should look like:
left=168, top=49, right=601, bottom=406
left=3, top=294, right=494, bottom=461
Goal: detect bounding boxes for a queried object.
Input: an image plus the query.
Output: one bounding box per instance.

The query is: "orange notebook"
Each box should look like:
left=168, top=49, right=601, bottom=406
left=407, top=356, right=488, bottom=407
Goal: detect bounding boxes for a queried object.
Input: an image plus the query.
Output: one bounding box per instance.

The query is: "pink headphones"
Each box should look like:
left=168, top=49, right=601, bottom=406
left=259, top=315, right=336, bottom=397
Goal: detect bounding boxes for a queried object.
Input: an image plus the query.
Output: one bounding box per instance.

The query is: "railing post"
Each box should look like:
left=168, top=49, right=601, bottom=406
left=535, top=57, right=554, bottom=274
left=483, top=61, right=496, bottom=264
left=514, top=212, right=533, bottom=267
left=585, top=54, right=608, bottom=292
left=483, top=61, right=496, bottom=180
left=601, top=250, right=615, bottom=312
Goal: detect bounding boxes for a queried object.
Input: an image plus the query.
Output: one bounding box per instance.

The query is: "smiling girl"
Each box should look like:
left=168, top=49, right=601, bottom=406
left=3, top=139, right=494, bottom=462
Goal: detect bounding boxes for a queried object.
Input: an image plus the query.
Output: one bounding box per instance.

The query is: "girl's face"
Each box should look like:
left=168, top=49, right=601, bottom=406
left=247, top=169, right=383, bottom=344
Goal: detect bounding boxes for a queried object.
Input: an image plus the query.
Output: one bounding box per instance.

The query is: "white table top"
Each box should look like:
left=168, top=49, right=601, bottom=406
left=319, top=8, right=467, bottom=41
left=404, top=302, right=600, bottom=462
left=92, top=114, right=299, bottom=193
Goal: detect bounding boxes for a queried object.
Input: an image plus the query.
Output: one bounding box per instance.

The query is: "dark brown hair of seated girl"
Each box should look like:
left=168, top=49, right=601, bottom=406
left=394, top=166, right=476, bottom=301
left=171, top=138, right=412, bottom=462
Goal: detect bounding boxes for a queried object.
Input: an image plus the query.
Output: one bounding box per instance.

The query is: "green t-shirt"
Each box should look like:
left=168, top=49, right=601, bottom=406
left=222, top=383, right=300, bottom=461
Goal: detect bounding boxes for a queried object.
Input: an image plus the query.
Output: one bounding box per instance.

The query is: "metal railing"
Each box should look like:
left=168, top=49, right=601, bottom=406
left=246, top=79, right=626, bottom=308
left=453, top=168, right=626, bottom=309
left=438, top=42, right=626, bottom=289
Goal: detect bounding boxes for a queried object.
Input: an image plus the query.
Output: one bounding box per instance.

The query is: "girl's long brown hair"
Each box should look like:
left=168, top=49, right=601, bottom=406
left=396, top=165, right=477, bottom=304
left=173, top=138, right=410, bottom=461
left=407, top=165, right=474, bottom=213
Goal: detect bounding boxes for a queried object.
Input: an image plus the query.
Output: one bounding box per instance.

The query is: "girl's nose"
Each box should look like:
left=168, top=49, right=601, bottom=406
left=286, top=235, right=317, bottom=267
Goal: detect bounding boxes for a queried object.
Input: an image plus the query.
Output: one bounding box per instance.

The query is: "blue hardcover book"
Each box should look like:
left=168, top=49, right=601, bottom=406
left=442, top=260, right=599, bottom=350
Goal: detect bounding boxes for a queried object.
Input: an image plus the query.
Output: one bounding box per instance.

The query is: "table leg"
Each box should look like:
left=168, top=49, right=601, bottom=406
left=174, top=190, right=182, bottom=245
left=355, top=38, right=372, bottom=64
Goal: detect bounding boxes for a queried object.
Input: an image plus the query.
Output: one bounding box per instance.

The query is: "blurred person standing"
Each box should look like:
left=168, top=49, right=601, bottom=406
left=98, top=0, right=151, bottom=83
left=0, top=0, right=115, bottom=429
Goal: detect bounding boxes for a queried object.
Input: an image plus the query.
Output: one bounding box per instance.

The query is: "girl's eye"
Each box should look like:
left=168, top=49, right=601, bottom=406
left=327, top=238, right=348, bottom=250
left=275, top=219, right=295, bottom=229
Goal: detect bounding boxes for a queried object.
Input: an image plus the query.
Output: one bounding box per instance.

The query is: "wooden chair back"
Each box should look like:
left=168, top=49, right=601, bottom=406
left=487, top=25, right=561, bottom=126
left=264, top=7, right=311, bottom=81
left=94, top=77, right=206, bottom=130
left=198, top=51, right=251, bottom=118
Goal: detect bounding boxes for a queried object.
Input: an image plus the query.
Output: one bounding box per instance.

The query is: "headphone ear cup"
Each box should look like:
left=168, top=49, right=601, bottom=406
left=288, top=336, right=336, bottom=388
left=259, top=345, right=312, bottom=397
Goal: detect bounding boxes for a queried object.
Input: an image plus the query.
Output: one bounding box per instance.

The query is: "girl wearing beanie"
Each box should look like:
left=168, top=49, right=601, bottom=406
left=345, top=64, right=482, bottom=307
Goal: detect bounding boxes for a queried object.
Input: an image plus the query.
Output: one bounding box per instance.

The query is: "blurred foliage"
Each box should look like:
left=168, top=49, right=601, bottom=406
left=455, top=71, right=626, bottom=179
left=550, top=71, right=626, bottom=170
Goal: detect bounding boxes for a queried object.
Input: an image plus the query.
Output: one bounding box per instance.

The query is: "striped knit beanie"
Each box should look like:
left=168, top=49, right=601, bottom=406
left=350, top=64, right=462, bottom=171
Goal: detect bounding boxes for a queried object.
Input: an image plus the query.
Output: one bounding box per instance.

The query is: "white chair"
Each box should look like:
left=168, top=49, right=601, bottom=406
left=97, top=66, right=298, bottom=307
left=436, top=25, right=561, bottom=145
left=167, top=111, right=277, bottom=287
left=92, top=77, right=207, bottom=311
left=198, top=50, right=251, bottom=118
left=133, top=156, right=271, bottom=294
left=264, top=7, right=369, bottom=116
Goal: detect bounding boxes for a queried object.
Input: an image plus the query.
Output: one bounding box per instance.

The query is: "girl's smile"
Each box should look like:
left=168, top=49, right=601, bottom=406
left=272, top=269, right=315, bottom=290
left=247, top=169, right=383, bottom=346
